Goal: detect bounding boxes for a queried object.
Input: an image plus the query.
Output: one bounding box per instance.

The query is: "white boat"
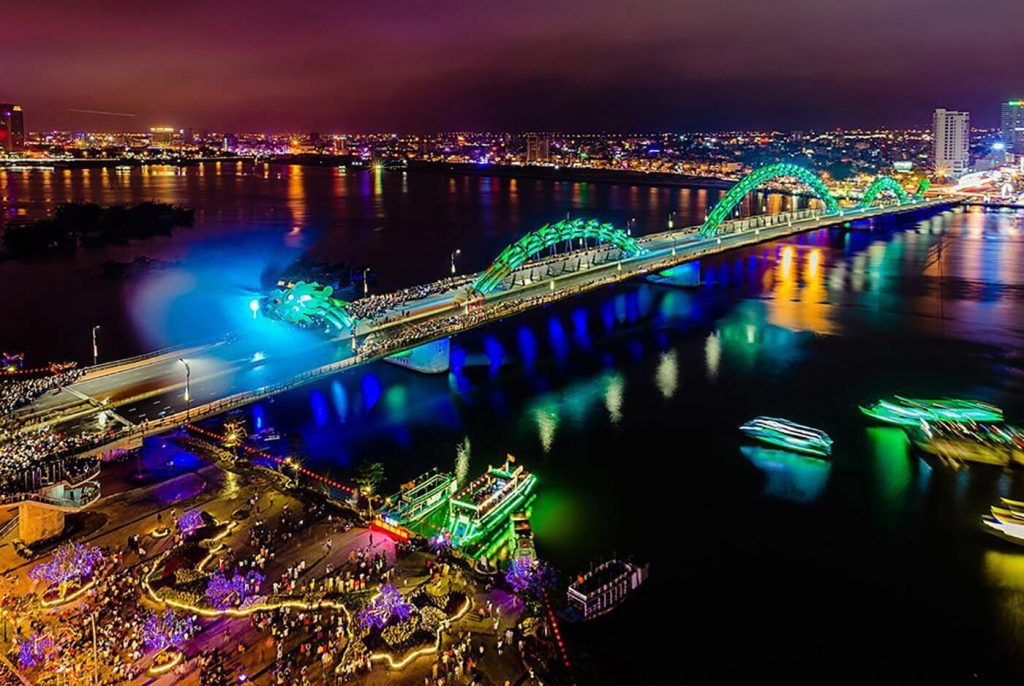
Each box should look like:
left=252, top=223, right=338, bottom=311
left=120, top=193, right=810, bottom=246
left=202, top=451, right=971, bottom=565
left=567, top=559, right=648, bottom=620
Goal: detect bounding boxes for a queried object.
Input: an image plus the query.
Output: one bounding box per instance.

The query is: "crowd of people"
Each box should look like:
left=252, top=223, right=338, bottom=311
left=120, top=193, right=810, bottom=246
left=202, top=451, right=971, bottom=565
left=0, top=367, right=84, bottom=418
left=346, top=274, right=474, bottom=323
left=0, top=426, right=108, bottom=498
left=13, top=547, right=177, bottom=685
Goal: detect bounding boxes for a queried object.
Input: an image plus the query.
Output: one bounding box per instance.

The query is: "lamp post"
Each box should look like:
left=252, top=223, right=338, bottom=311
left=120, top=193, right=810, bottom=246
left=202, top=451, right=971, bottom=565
left=450, top=248, right=461, bottom=275
left=178, top=358, right=191, bottom=421
left=362, top=267, right=370, bottom=296
left=90, top=612, right=98, bottom=685
left=91, top=325, right=101, bottom=366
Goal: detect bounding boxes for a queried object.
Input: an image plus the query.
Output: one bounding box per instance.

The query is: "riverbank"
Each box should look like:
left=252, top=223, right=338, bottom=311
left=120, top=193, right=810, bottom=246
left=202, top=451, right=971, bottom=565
left=406, top=159, right=736, bottom=190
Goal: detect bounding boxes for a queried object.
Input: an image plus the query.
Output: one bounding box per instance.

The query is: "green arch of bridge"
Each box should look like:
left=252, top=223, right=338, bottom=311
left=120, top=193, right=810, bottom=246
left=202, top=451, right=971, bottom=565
left=472, top=218, right=643, bottom=295
left=700, top=162, right=840, bottom=237
left=859, top=176, right=910, bottom=208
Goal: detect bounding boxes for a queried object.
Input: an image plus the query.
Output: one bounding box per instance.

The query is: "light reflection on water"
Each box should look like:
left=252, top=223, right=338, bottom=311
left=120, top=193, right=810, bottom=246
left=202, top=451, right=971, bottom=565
left=7, top=164, right=1024, bottom=677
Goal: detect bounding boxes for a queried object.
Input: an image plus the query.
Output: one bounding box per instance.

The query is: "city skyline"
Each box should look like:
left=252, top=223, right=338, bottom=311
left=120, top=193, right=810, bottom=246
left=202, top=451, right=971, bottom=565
left=4, top=0, right=1022, bottom=133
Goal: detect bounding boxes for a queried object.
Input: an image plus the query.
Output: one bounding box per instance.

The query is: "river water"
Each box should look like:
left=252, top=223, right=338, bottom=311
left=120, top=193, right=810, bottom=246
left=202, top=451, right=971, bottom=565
left=3, top=163, right=1024, bottom=681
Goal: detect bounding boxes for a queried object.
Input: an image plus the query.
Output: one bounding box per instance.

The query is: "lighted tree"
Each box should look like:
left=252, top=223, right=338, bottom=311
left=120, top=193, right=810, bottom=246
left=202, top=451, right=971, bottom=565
left=177, top=509, right=204, bottom=538
left=505, top=556, right=554, bottom=595
left=205, top=570, right=264, bottom=610
left=143, top=609, right=196, bottom=654
left=18, top=632, right=54, bottom=669
left=354, top=460, right=385, bottom=511
left=27, top=543, right=104, bottom=598
left=357, top=584, right=413, bottom=630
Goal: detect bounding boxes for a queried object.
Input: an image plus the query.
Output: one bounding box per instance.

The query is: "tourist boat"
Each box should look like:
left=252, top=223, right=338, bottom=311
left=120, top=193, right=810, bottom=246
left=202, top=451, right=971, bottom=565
left=860, top=397, right=1003, bottom=426
left=509, top=511, right=536, bottom=562
left=250, top=427, right=281, bottom=443
left=567, top=559, right=648, bottom=621
left=739, top=417, right=833, bottom=457
left=447, top=458, right=537, bottom=548
left=908, top=422, right=1024, bottom=468
left=983, top=503, right=1024, bottom=545
left=379, top=469, right=456, bottom=527
left=1000, top=497, right=1024, bottom=513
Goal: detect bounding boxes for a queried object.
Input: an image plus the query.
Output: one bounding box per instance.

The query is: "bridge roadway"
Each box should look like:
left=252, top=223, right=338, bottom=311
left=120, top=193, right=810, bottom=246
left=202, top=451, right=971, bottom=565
left=8, top=198, right=955, bottom=451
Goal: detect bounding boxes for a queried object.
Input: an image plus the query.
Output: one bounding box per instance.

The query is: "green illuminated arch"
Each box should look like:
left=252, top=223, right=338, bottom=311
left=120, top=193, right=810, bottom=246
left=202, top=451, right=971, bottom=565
left=700, top=163, right=839, bottom=237
left=858, top=176, right=909, bottom=208
left=472, top=218, right=643, bottom=295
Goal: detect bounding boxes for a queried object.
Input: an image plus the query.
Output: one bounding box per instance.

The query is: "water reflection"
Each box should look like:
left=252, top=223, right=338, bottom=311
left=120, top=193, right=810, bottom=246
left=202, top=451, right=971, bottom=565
left=741, top=446, right=831, bottom=503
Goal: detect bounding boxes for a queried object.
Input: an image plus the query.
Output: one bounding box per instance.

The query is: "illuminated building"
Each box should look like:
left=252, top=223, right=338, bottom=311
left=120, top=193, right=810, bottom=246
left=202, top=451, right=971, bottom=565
left=525, top=133, right=550, bottom=163
left=932, top=108, right=970, bottom=177
left=0, top=102, right=25, bottom=152
left=1001, top=100, right=1024, bottom=153
left=149, top=126, right=175, bottom=148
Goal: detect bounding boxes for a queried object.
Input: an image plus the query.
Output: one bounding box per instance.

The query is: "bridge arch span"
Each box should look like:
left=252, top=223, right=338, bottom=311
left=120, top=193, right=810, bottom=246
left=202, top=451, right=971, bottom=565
left=700, top=163, right=839, bottom=237
left=859, top=176, right=909, bottom=208
left=472, top=218, right=643, bottom=295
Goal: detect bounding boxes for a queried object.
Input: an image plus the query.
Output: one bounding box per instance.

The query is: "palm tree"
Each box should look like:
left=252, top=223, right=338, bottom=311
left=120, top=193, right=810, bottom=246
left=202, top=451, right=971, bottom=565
left=354, top=461, right=385, bottom=513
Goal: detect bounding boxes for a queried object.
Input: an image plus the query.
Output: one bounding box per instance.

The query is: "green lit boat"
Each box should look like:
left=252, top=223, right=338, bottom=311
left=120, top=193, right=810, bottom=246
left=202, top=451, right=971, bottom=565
left=860, top=396, right=1002, bottom=426
left=446, top=460, right=537, bottom=550
left=379, top=469, right=456, bottom=528
left=739, top=417, right=833, bottom=457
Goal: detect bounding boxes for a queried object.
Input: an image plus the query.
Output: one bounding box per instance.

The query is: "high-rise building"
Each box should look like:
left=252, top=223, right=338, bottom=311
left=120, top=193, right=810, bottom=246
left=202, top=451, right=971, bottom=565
left=1001, top=100, right=1024, bottom=153
left=0, top=103, right=25, bottom=152
left=932, top=108, right=970, bottom=177
left=525, top=134, right=550, bottom=164
left=149, top=127, right=175, bottom=147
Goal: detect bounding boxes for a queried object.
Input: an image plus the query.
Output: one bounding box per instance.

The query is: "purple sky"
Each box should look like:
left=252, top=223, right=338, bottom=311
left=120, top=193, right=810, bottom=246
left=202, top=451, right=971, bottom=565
left=4, top=0, right=1021, bottom=132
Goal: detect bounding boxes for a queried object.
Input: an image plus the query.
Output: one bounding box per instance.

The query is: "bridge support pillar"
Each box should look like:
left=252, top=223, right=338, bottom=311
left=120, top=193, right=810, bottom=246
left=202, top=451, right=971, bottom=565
left=646, top=261, right=701, bottom=288
left=18, top=500, right=66, bottom=545
left=385, top=337, right=451, bottom=374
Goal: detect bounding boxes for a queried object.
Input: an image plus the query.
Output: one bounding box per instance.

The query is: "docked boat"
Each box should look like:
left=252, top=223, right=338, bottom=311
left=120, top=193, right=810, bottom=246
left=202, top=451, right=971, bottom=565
left=447, top=458, right=537, bottom=549
left=510, top=511, right=536, bottom=562
left=379, top=469, right=456, bottom=527
left=739, top=417, right=833, bottom=457
left=860, top=397, right=1003, bottom=426
left=567, top=559, right=648, bottom=621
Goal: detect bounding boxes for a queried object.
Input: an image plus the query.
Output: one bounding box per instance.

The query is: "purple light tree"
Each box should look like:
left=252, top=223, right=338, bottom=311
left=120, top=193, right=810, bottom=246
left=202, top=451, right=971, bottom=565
left=143, top=609, right=196, bottom=653
left=358, top=584, right=414, bottom=630
left=18, top=632, right=54, bottom=669
left=205, top=570, right=264, bottom=610
left=27, top=543, right=104, bottom=597
left=176, top=509, right=204, bottom=538
left=505, top=557, right=537, bottom=593
left=505, top=556, right=553, bottom=594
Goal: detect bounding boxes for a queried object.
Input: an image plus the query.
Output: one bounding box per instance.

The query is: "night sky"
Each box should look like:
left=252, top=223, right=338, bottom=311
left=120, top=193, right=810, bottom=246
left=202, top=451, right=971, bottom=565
left=4, top=0, right=1021, bottom=132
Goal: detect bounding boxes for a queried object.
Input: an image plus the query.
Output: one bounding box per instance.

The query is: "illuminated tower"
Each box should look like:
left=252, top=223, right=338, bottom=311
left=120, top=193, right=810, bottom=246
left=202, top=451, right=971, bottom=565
left=0, top=103, right=25, bottom=152
left=932, top=108, right=970, bottom=178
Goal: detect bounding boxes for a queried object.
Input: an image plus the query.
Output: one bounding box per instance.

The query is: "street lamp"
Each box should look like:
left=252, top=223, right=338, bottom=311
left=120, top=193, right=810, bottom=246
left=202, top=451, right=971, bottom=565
left=178, top=358, right=191, bottom=421
left=362, top=267, right=370, bottom=296
left=668, top=211, right=677, bottom=229
left=91, top=325, right=101, bottom=366
left=450, top=248, right=461, bottom=275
